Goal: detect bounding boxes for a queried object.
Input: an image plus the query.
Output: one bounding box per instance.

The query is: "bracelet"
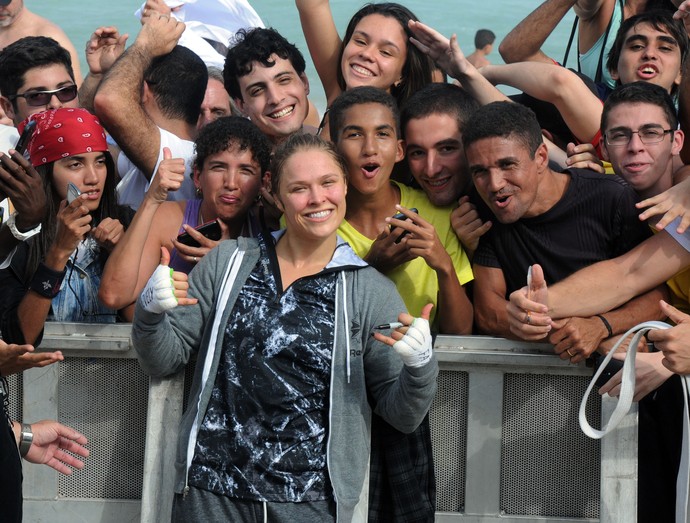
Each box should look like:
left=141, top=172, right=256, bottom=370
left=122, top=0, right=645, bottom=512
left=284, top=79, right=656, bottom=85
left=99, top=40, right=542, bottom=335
left=19, top=423, right=32, bottom=457
left=29, top=262, right=66, bottom=299
left=5, top=211, right=41, bottom=241
left=595, top=314, right=614, bottom=339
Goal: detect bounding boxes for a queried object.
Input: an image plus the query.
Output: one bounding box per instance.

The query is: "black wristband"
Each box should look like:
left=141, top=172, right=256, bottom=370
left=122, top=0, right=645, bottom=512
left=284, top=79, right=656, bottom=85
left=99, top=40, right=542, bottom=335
left=29, top=262, right=66, bottom=299
left=595, top=314, right=613, bottom=339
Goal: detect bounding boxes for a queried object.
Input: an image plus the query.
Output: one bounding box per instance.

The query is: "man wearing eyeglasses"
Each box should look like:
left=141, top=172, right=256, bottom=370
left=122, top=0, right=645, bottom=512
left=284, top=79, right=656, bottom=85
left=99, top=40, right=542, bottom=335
left=601, top=81, right=684, bottom=205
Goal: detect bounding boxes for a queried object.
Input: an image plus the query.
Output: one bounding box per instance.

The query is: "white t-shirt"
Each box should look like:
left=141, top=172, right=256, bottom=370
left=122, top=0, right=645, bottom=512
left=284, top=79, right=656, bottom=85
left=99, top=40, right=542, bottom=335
left=0, top=125, right=19, bottom=269
left=115, top=127, right=196, bottom=210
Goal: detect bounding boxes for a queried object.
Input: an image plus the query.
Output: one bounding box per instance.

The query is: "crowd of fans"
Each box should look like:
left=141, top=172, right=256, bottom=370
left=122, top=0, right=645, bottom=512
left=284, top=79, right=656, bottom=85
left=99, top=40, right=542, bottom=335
left=2, top=0, right=690, bottom=521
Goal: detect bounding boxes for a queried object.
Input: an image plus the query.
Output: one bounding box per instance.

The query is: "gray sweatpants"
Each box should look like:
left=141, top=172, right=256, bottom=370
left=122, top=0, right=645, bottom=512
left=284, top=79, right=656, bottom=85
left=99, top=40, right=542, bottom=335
left=172, top=486, right=336, bottom=523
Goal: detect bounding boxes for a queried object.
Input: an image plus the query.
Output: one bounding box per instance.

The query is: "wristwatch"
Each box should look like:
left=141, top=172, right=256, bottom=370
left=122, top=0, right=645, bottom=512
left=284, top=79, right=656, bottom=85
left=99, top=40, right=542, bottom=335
left=19, top=423, right=33, bottom=457
left=6, top=211, right=41, bottom=241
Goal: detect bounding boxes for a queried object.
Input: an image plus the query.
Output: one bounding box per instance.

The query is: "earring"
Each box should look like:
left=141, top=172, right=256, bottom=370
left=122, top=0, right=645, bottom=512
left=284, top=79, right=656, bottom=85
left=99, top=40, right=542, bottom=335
left=195, top=187, right=203, bottom=198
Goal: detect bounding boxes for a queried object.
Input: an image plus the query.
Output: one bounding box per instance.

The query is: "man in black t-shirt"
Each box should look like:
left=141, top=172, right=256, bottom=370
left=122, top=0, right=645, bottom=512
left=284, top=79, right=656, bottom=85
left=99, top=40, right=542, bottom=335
left=467, top=101, right=682, bottom=523
left=464, top=101, right=667, bottom=362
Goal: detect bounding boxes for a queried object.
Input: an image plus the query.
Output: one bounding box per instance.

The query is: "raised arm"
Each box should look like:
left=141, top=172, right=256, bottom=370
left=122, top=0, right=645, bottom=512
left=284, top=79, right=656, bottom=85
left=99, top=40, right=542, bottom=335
left=99, top=149, right=185, bottom=310
left=511, top=232, right=690, bottom=324
left=296, top=0, right=343, bottom=102
left=93, top=15, right=184, bottom=181
left=79, top=26, right=128, bottom=113
left=388, top=206, right=473, bottom=334
left=480, top=61, right=602, bottom=143
left=500, top=0, right=577, bottom=64
left=2, top=196, right=93, bottom=345
left=408, top=21, right=508, bottom=106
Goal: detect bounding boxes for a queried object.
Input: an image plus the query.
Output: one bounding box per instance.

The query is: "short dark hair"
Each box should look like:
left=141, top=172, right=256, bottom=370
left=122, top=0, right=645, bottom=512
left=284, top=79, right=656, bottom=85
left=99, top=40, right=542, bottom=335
left=0, top=36, right=74, bottom=102
left=606, top=10, right=689, bottom=96
left=270, top=132, right=347, bottom=196
left=474, top=29, right=496, bottom=49
left=224, top=27, right=306, bottom=101
left=144, top=45, right=208, bottom=127
left=400, top=83, right=479, bottom=139
left=601, top=81, right=678, bottom=132
left=194, top=116, right=272, bottom=175
left=336, top=3, right=435, bottom=108
left=329, top=86, right=400, bottom=141
left=462, top=101, right=543, bottom=157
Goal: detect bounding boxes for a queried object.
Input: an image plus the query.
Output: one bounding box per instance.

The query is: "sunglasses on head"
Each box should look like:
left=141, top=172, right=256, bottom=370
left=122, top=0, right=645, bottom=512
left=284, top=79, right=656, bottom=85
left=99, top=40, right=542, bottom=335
left=8, top=84, right=78, bottom=107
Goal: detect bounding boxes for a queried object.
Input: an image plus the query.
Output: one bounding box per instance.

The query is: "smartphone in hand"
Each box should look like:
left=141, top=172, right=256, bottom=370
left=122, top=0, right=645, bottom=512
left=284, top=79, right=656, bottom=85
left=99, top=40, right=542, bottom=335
left=14, top=120, right=36, bottom=156
left=176, top=220, right=222, bottom=247
left=67, top=182, right=81, bottom=203
left=390, top=207, right=419, bottom=244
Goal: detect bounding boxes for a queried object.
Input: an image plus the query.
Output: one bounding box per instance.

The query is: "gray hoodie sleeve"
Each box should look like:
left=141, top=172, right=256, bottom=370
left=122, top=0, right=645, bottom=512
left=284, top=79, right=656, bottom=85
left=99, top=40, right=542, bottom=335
left=131, top=242, right=231, bottom=377
left=358, top=269, right=439, bottom=433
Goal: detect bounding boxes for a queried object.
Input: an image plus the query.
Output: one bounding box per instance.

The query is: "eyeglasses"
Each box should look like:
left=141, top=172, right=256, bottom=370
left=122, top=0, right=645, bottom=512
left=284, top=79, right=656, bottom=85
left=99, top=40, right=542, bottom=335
left=604, top=125, right=674, bottom=146
left=8, top=84, right=78, bottom=107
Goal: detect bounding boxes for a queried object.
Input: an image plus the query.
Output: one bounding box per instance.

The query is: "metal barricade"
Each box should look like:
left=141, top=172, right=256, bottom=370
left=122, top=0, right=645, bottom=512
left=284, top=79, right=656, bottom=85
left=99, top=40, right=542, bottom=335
left=7, top=325, right=637, bottom=522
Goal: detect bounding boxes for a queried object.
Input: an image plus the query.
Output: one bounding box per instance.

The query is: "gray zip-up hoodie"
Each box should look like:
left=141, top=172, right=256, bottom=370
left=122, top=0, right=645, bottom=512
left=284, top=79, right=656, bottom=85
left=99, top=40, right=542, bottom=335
left=132, top=235, right=438, bottom=522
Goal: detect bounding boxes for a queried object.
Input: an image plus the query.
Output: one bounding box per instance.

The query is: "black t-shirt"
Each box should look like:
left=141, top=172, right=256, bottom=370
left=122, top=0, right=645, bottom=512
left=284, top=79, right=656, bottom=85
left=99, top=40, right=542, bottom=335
left=473, top=169, right=651, bottom=294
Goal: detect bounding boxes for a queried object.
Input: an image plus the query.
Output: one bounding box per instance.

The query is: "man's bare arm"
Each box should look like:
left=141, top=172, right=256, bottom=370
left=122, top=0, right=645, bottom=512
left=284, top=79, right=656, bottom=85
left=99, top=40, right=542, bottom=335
left=546, top=233, right=690, bottom=318
left=473, top=265, right=515, bottom=338
left=93, top=16, right=184, bottom=181
left=500, top=0, right=577, bottom=64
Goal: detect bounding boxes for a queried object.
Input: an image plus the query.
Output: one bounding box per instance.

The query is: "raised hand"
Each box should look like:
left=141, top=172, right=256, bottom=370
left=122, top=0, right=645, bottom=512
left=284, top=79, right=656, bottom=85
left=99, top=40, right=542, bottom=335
left=91, top=217, right=124, bottom=252
left=139, top=247, right=197, bottom=313
left=85, top=26, right=128, bottom=76
left=408, top=20, right=471, bottom=80
left=0, top=151, right=47, bottom=229
left=135, top=10, right=185, bottom=58
left=146, top=147, right=185, bottom=204
left=636, top=177, right=690, bottom=233
left=171, top=219, right=230, bottom=266
left=507, top=264, right=552, bottom=340
left=450, top=195, right=491, bottom=254
left=374, top=303, right=434, bottom=368
left=565, top=142, right=604, bottom=173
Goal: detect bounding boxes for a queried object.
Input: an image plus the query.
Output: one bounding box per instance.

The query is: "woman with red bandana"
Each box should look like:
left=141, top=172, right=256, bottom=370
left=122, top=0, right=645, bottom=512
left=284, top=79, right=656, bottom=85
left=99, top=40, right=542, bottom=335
left=0, top=107, right=131, bottom=346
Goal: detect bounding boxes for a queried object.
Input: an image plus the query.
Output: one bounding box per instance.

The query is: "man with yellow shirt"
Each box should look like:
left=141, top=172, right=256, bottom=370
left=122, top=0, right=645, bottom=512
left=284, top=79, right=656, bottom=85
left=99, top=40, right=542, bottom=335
left=328, top=86, right=473, bottom=523
left=329, top=86, right=473, bottom=335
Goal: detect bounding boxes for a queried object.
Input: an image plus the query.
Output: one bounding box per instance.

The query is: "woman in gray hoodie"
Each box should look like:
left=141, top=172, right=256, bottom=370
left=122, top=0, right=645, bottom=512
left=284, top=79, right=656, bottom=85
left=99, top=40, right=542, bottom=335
left=131, top=133, right=438, bottom=522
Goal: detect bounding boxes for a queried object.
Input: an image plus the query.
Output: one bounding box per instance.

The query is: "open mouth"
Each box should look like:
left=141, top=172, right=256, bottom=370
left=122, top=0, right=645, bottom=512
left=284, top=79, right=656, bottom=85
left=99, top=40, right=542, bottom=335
left=494, top=194, right=511, bottom=208
left=361, top=162, right=380, bottom=178
left=351, top=64, right=375, bottom=77
left=638, top=64, right=659, bottom=79
left=268, top=105, right=295, bottom=119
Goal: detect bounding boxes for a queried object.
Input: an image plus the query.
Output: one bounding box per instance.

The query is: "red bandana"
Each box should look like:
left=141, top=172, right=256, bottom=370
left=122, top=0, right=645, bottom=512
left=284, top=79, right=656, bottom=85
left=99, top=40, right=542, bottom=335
left=19, top=108, right=108, bottom=167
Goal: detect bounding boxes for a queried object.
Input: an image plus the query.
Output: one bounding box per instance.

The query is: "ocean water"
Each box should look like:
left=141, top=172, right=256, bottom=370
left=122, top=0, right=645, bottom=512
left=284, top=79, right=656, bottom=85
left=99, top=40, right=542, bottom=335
left=29, top=0, right=576, bottom=112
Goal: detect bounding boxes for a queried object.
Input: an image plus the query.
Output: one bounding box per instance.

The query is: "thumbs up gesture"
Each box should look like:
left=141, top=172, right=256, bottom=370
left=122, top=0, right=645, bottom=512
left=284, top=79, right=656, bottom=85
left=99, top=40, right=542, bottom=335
left=139, top=247, right=197, bottom=314
left=146, top=147, right=186, bottom=204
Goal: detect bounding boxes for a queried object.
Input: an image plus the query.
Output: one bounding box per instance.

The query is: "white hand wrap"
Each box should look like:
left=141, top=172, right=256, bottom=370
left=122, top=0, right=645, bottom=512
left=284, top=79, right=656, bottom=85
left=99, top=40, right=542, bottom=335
left=139, top=264, right=177, bottom=314
left=393, top=317, right=433, bottom=368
